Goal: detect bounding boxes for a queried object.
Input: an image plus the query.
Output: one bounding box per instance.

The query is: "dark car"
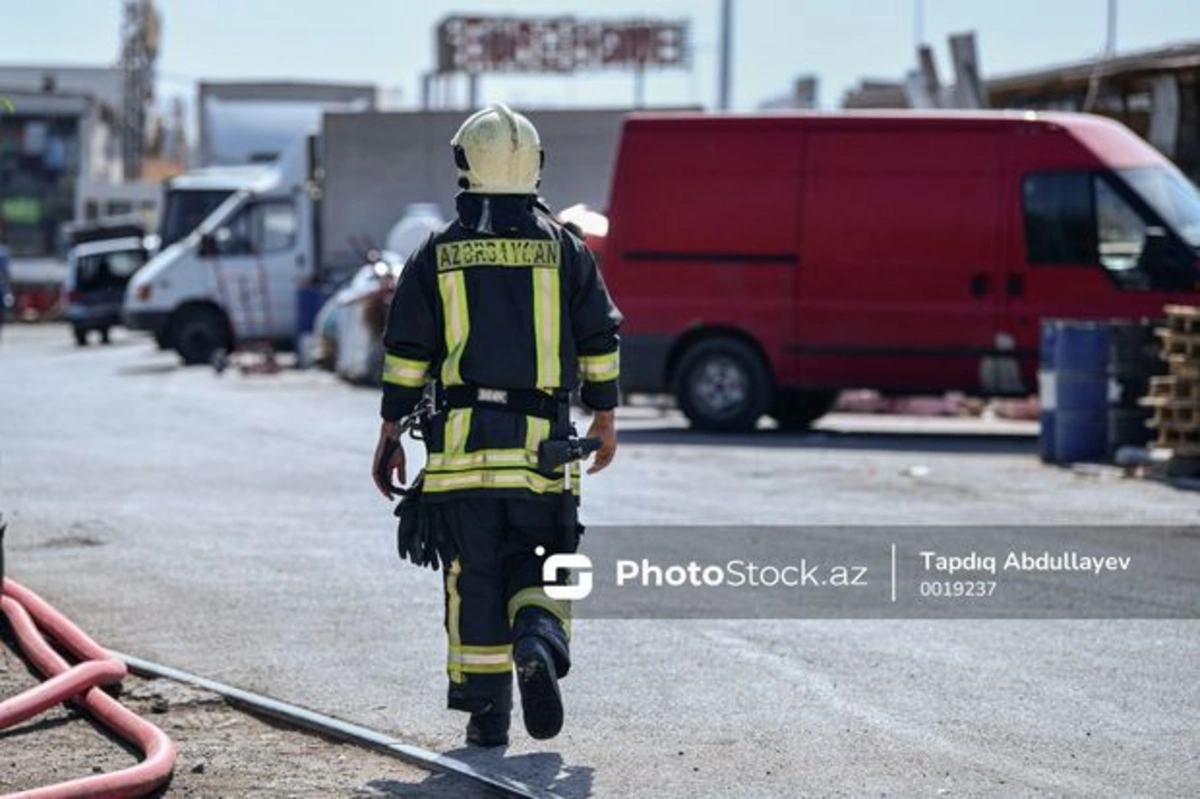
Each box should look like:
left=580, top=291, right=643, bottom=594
left=0, top=244, right=12, bottom=336
left=62, top=236, right=148, bottom=345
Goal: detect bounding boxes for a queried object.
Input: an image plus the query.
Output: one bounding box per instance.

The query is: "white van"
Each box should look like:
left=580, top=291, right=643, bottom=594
left=124, top=135, right=315, bottom=363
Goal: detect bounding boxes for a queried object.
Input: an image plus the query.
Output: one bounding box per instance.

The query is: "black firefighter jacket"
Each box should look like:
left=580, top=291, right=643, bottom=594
left=380, top=193, right=622, bottom=502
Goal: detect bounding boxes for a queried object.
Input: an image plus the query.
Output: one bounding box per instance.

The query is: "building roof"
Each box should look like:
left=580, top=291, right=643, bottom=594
left=0, top=64, right=122, bottom=109
left=989, top=40, right=1200, bottom=95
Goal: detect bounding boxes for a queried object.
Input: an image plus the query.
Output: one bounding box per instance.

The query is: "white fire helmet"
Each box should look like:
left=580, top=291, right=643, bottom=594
left=450, top=104, right=543, bottom=194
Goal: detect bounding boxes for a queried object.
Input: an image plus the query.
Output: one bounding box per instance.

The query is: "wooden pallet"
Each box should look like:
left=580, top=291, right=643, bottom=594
left=1145, top=375, right=1200, bottom=401
left=1155, top=328, right=1200, bottom=360
left=1147, top=404, right=1200, bottom=430
left=1165, top=304, right=1200, bottom=326
left=1154, top=426, right=1200, bottom=450
left=1166, top=355, right=1200, bottom=379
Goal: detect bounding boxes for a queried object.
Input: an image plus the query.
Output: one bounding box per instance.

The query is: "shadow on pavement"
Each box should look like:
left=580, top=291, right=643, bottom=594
left=115, top=362, right=180, bottom=376
left=619, top=426, right=1037, bottom=457
left=361, top=749, right=593, bottom=798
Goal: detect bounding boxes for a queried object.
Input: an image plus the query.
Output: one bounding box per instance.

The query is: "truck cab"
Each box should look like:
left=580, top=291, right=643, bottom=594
left=123, top=135, right=315, bottom=363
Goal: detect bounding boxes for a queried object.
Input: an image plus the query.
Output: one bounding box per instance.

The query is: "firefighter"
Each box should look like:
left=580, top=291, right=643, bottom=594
left=371, top=104, right=621, bottom=747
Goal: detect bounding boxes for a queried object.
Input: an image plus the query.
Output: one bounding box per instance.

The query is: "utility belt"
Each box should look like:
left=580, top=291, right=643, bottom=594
left=441, top=384, right=565, bottom=425
left=393, top=382, right=597, bottom=563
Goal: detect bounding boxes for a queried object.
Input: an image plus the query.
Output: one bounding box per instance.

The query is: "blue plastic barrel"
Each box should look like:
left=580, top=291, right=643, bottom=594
left=1051, top=321, right=1112, bottom=462
left=1037, top=321, right=1058, bottom=463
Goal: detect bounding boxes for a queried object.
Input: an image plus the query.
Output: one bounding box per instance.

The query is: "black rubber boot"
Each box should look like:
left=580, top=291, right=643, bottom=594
left=514, top=636, right=563, bottom=740
left=465, top=685, right=511, bottom=747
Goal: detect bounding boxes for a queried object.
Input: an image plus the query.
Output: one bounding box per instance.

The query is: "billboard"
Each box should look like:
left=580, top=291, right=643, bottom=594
left=436, top=16, right=690, bottom=75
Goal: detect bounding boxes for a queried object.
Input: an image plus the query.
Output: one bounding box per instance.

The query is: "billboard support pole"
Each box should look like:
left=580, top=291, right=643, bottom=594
left=468, top=74, right=480, bottom=110
left=718, top=0, right=732, bottom=110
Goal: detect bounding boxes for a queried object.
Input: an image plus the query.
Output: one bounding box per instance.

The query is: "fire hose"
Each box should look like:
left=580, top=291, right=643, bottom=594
left=0, top=570, right=177, bottom=798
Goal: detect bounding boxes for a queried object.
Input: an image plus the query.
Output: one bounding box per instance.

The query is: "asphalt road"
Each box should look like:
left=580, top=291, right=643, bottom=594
left=2, top=324, right=1198, bottom=798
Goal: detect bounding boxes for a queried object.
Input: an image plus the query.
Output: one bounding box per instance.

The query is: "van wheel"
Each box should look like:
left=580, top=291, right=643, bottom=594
left=73, top=327, right=88, bottom=347
left=674, top=338, right=772, bottom=432
left=174, top=307, right=230, bottom=365
left=772, top=389, right=839, bottom=430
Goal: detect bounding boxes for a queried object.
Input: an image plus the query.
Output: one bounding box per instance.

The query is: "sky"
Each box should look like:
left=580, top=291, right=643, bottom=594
left=1, top=0, right=1198, bottom=112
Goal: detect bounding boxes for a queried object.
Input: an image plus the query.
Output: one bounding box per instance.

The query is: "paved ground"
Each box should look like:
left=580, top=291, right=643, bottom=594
left=0, top=643, right=461, bottom=798
left=2, top=324, right=1198, bottom=798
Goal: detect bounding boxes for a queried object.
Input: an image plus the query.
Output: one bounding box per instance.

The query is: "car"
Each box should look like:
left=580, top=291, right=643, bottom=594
left=62, top=236, right=149, bottom=346
left=0, top=244, right=12, bottom=336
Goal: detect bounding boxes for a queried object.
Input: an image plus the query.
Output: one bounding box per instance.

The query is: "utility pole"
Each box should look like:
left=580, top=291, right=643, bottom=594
left=914, top=0, right=925, bottom=50
left=1104, top=0, right=1117, bottom=56
left=1083, top=0, right=1118, bottom=111
left=120, top=0, right=159, bottom=181
left=717, top=0, right=732, bottom=110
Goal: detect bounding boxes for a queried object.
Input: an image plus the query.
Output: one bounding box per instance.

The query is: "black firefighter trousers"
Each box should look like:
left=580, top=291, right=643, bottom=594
left=429, top=497, right=573, bottom=714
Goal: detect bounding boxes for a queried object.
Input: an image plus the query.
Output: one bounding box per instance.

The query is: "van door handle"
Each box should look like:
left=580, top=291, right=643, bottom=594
left=1007, top=275, right=1024, bottom=296
left=969, top=273, right=989, bottom=297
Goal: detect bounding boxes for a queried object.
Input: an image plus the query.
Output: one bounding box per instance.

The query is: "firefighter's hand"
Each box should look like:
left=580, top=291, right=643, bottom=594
left=372, top=421, right=407, bottom=499
left=586, top=410, right=617, bottom=474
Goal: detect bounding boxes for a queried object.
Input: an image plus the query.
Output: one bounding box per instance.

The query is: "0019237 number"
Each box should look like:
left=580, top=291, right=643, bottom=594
left=918, top=580, right=997, bottom=598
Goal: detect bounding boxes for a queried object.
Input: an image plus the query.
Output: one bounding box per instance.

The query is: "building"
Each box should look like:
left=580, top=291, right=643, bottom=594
left=0, top=84, right=123, bottom=257
left=839, top=40, right=1200, bottom=181
left=759, top=76, right=819, bottom=111
left=988, top=41, right=1200, bottom=180
left=0, top=64, right=166, bottom=259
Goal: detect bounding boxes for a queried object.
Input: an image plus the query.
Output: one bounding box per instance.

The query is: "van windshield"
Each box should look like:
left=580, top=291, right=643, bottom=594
left=1119, top=166, right=1200, bottom=249
left=160, top=189, right=235, bottom=247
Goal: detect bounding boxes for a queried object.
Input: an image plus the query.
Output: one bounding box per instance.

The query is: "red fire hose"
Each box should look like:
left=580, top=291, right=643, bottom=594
left=0, top=577, right=177, bottom=798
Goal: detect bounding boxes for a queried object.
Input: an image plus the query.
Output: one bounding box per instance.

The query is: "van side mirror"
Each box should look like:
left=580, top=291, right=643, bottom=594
left=1138, top=226, right=1195, bottom=290
left=198, top=233, right=218, bottom=258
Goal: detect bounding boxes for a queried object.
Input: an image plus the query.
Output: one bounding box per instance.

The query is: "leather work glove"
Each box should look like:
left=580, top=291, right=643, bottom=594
left=394, top=474, right=441, bottom=571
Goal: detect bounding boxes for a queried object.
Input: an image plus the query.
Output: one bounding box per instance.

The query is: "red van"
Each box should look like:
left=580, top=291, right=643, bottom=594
left=602, top=111, right=1200, bottom=431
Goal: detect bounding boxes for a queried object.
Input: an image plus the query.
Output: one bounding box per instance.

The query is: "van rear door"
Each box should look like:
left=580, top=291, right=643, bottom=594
left=794, top=125, right=1007, bottom=393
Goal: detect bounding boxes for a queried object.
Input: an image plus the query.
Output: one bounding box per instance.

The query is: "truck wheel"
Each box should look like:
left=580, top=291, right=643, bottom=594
left=173, top=307, right=229, bottom=365
left=73, top=327, right=88, bottom=347
left=674, top=338, right=772, bottom=432
left=772, top=389, right=839, bottom=430
left=154, top=328, right=172, bottom=350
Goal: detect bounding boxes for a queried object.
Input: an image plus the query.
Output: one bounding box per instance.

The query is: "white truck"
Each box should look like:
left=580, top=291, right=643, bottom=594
left=124, top=135, right=316, bottom=363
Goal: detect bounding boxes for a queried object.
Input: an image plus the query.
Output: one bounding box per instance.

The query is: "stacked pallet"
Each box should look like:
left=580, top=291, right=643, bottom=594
left=1144, top=306, right=1200, bottom=466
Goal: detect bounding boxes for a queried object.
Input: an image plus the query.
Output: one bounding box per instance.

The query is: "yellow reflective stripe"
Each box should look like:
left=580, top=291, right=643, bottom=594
left=446, top=558, right=464, bottom=684
left=533, top=265, right=561, bottom=389
left=436, top=239, right=561, bottom=271
left=428, top=448, right=538, bottom=471
left=382, top=354, right=429, bottom=387
left=451, top=644, right=514, bottom=656
left=423, top=468, right=577, bottom=495
left=525, top=416, right=550, bottom=454
left=455, top=661, right=513, bottom=674
left=438, top=270, right=469, bottom=385
left=443, top=408, right=472, bottom=456
left=508, top=587, right=572, bottom=639
left=579, top=351, right=619, bottom=382
left=448, top=644, right=514, bottom=672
